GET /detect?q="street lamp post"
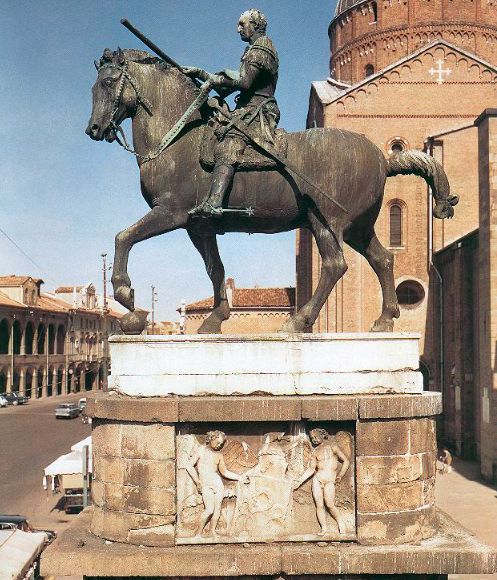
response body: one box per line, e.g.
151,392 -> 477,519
101,253 -> 110,392
151,285 -> 158,334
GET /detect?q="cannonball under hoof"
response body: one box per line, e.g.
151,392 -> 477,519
119,310 -> 148,335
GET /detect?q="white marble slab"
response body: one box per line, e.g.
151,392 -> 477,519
109,333 -> 424,397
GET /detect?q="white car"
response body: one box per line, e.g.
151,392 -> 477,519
0,396 -> 7,408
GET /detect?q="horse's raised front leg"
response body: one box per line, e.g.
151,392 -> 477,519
112,206 -> 181,311
187,230 -> 230,334
281,213 -> 347,333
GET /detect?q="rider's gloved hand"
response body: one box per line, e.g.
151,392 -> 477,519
208,73 -> 227,87
181,66 -> 200,76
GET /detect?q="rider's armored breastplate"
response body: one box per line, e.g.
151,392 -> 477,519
239,36 -> 279,106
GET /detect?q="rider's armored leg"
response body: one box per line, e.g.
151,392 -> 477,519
188,163 -> 235,218
189,135 -> 244,218
204,164 -> 235,216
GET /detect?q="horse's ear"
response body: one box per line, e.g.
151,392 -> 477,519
116,47 -> 125,65
94,59 -> 100,71
102,48 -> 113,62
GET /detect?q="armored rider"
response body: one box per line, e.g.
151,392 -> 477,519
182,9 -> 279,217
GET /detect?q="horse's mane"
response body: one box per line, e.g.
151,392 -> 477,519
122,49 -> 200,99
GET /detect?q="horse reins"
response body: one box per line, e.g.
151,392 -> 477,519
99,60 -> 212,164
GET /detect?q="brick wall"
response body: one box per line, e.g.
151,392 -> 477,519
476,111 -> 497,481
329,0 -> 497,84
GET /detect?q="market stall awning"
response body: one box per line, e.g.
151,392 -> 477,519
0,528 -> 47,580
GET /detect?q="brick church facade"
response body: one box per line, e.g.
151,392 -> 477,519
296,0 -> 497,477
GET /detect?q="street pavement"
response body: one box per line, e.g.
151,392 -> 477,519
0,392 -> 90,534
436,457 -> 497,580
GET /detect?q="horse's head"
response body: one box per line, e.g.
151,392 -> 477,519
86,48 -> 150,142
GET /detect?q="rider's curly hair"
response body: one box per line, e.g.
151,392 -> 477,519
241,9 -> 268,33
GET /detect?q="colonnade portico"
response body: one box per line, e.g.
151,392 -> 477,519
0,278 -> 121,399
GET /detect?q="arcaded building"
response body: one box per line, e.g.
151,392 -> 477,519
297,1 -> 497,476
0,277 -> 121,398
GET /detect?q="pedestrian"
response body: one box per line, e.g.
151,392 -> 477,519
439,447 -> 453,474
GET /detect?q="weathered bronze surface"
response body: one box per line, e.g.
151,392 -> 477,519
86,11 -> 458,335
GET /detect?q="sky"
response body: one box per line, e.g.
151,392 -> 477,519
1,1 -> 338,321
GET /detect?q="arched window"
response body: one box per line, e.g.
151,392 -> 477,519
25,322 -> 34,355
0,320 -> 9,355
389,204 -> 403,247
56,326 -> 65,355
37,324 -> 46,354
371,1 -> 378,23
12,321 -> 21,355
48,324 -> 56,355
365,63 -> 374,77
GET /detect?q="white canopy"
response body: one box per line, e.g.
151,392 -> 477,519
43,438 -> 92,491
44,451 -> 86,478
70,435 -> 92,452
0,528 -> 47,580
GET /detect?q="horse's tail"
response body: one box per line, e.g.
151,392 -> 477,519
386,150 -> 459,219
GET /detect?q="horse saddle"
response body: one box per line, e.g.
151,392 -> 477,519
199,121 -> 288,172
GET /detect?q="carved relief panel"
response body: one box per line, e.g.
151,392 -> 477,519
176,422 -> 355,544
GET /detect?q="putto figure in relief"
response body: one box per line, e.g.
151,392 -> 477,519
185,430 -> 249,537
293,428 -> 350,535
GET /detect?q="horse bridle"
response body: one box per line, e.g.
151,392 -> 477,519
98,61 -> 152,147
97,58 -> 212,164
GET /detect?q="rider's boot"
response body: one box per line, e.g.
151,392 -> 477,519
189,164 -> 235,218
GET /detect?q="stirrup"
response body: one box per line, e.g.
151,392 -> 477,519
188,202 -> 223,218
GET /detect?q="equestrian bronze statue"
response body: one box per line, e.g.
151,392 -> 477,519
86,13 -> 458,335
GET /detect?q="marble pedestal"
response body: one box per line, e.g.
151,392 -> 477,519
40,333 -> 496,578
109,332 -> 423,396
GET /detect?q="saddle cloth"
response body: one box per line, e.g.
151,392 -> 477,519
199,123 -> 288,171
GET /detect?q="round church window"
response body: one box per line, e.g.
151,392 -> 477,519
387,137 -> 408,156
396,280 -> 425,307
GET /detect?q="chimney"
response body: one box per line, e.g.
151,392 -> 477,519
226,277 -> 235,308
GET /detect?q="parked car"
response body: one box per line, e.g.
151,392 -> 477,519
0,515 -> 56,542
2,392 -> 28,405
78,397 -> 87,411
0,395 -> 7,408
0,515 -> 56,580
55,403 -> 80,419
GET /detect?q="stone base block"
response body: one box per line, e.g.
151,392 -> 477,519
109,333 -> 423,396
90,506 -> 174,546
88,393 -> 442,547
41,508 -> 496,577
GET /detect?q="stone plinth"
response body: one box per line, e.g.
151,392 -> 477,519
109,332 -> 423,396
40,334 -> 497,578
86,392 -> 441,547
41,508 -> 496,578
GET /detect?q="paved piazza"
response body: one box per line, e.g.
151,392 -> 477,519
0,392 -> 90,534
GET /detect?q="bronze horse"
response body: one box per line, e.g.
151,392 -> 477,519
86,49 -> 458,333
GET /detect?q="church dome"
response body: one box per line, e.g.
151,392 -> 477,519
329,0 -> 497,84
334,0 -> 365,19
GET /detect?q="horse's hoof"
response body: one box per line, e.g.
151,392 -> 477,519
111,274 -> 131,290
119,310 -> 148,335
371,319 -> 394,332
114,286 -> 135,311
197,317 -> 223,334
279,318 -> 307,333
